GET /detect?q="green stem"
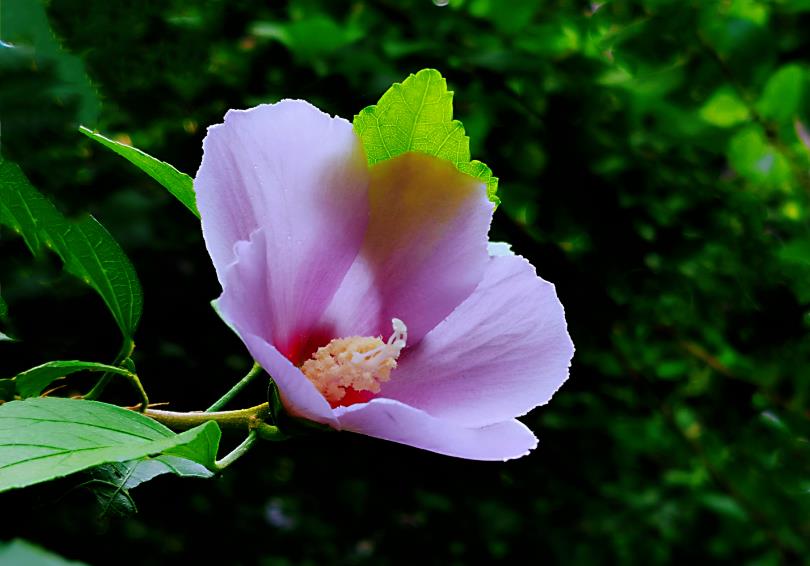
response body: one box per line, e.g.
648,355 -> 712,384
84,338 -> 135,401
213,431 -> 258,471
206,362 -> 263,412
146,402 -> 270,429
124,371 -> 149,412
143,402 -> 287,441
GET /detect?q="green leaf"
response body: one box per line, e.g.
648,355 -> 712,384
0,397 -> 221,492
251,16 -> 363,62
0,158 -> 65,258
699,87 -> 750,127
0,157 -> 143,339
0,539 -> 87,566
756,64 -> 807,125
60,216 -> 143,338
79,126 -> 199,217
1,0 -> 99,126
353,69 -> 499,205
7,360 -> 137,399
84,455 -> 213,517
728,125 -> 793,189
114,454 -> 214,487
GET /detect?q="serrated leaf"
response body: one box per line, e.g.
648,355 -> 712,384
60,216 -> 143,337
79,126 -> 199,217
84,455 -> 213,517
7,360 -> 137,398
0,158 -> 66,258
353,69 -> 499,204
0,539 -> 87,566
0,397 -> 221,492
0,157 -> 143,339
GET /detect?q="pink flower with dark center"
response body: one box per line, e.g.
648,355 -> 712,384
196,100 -> 574,460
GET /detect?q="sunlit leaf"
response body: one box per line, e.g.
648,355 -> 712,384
0,397 -> 221,492
353,69 -> 499,204
79,126 -> 199,217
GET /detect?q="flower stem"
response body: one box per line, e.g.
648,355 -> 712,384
213,431 -> 258,471
143,402 -> 288,440
206,362 -> 263,412
146,402 -> 269,429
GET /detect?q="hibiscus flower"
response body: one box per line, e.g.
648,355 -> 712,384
195,100 -> 574,460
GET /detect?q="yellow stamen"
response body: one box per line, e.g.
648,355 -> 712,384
301,319 -> 407,405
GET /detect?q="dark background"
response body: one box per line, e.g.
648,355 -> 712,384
1,0 -> 809,564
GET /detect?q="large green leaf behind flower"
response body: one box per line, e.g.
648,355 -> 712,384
353,69 -> 499,205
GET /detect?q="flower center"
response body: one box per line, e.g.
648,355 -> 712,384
300,319 -> 407,407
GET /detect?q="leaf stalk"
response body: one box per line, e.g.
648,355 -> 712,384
206,362 -> 263,412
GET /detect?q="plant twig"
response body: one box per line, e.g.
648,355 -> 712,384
84,338 -> 135,401
213,431 -> 258,471
206,362 -> 263,412
142,402 -> 286,440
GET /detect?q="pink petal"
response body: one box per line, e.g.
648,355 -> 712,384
334,398 -> 537,461
215,231 -> 337,425
215,231 -> 273,339
196,100 -> 369,352
383,254 -> 574,427
323,152 -> 493,343
241,332 -> 337,426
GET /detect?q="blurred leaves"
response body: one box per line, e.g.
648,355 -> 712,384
756,64 -> 808,125
2,0 -> 810,564
699,87 -> 750,127
0,0 -> 97,124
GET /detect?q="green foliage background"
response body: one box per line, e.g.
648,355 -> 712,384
1,0 -> 809,564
